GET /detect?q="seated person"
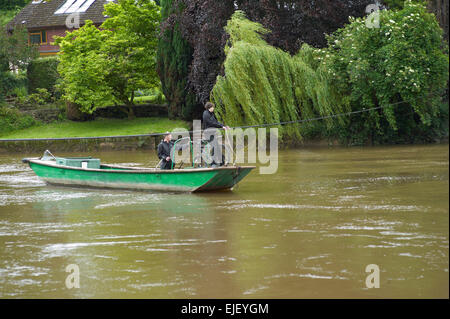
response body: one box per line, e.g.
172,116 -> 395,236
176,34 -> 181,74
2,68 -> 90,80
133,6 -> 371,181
157,132 -> 174,170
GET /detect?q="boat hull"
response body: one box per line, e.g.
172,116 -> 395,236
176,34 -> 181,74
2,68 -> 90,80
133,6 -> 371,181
26,159 -> 255,193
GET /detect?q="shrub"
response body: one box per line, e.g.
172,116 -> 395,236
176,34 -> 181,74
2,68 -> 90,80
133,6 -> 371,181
0,72 -> 16,101
27,88 -> 53,105
27,56 -> 60,95
0,71 -> 27,102
0,106 -> 38,135
323,0 -> 449,144
11,85 -> 28,99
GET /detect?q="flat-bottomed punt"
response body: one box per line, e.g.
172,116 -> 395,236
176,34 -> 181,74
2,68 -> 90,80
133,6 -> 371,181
22,153 -> 255,193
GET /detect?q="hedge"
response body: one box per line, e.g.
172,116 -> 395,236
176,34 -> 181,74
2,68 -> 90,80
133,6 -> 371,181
27,56 -> 60,95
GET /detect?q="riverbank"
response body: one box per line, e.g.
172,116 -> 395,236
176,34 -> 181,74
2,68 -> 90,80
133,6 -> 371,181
1,133 -> 447,154
0,116 -> 190,153
1,108 -> 448,153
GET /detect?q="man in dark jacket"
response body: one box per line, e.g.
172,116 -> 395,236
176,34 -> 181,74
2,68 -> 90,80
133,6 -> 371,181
202,102 -> 230,166
202,102 -> 229,131
157,132 -> 174,170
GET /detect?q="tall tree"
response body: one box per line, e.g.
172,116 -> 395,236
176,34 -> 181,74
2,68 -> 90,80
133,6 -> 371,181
178,0 -> 235,110
0,0 -> 30,11
161,0 -> 374,118
213,3 -> 449,144
0,25 -> 38,101
55,0 -> 161,118
0,25 -> 38,71
212,11 -> 347,140
235,0 -> 374,53
157,0 -> 199,120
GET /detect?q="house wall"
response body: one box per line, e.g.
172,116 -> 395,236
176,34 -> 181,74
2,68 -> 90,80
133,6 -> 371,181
31,24 -> 102,56
32,27 -> 69,56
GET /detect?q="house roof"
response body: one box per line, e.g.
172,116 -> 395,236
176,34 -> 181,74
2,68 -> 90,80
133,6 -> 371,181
6,0 -> 115,31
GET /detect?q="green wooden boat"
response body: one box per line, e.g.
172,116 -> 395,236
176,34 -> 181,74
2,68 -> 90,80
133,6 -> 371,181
22,149 -> 255,193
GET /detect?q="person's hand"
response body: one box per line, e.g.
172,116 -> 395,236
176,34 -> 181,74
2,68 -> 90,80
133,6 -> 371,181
166,157 -> 171,161
224,126 -> 230,130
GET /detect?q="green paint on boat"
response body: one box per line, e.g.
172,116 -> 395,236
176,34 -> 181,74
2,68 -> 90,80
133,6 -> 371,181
23,157 -> 255,193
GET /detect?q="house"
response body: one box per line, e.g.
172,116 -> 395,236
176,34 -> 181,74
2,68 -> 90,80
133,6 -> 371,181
6,0 -> 115,56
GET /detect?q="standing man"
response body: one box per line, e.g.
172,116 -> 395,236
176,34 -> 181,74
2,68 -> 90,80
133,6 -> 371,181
157,132 -> 174,170
202,102 -> 230,131
202,102 -> 230,166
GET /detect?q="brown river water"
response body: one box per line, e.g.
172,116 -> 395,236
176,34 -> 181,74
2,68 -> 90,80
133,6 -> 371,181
0,144 -> 448,298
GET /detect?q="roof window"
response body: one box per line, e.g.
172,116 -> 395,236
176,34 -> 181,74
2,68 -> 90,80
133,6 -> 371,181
54,0 -> 96,14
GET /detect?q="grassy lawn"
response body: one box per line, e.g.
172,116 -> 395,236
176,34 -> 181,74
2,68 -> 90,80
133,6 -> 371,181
134,95 -> 166,104
0,117 -> 189,139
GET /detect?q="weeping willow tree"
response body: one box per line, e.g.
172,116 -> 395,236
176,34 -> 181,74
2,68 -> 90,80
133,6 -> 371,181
211,11 -> 348,139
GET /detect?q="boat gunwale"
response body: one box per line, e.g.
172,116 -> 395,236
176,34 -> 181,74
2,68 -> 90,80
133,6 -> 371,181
25,158 -> 256,174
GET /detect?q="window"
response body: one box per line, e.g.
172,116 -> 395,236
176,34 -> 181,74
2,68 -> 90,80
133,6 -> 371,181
29,31 -> 47,45
54,0 -> 96,14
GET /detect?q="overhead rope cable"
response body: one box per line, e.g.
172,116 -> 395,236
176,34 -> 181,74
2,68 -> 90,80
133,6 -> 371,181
235,101 -> 407,130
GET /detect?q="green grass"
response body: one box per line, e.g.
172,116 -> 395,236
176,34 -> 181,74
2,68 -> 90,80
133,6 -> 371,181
135,96 -> 154,103
0,117 -> 189,139
134,95 -> 166,104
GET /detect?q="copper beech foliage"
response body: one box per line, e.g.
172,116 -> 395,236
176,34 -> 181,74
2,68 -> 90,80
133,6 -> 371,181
160,0 -> 373,116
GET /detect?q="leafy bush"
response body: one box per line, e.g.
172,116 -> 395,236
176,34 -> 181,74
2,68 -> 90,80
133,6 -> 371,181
26,88 -> 53,105
323,0 -> 449,144
0,26 -> 38,71
382,0 -> 423,10
0,71 -> 27,102
0,106 -> 38,135
27,56 -> 60,95
11,85 -> 28,99
0,72 -> 17,101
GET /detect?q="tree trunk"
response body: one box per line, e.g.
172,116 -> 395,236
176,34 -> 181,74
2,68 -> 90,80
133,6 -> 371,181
127,104 -> 135,119
428,0 -> 449,42
127,92 -> 135,119
66,101 -> 92,121
118,104 -> 135,119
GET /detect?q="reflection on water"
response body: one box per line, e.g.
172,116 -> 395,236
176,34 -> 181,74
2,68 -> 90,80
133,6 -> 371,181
0,145 -> 448,298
